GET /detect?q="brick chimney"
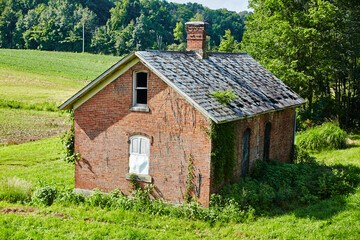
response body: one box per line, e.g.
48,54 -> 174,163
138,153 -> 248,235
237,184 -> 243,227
185,21 -> 209,59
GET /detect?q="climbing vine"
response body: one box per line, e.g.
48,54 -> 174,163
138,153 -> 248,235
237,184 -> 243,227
60,110 -> 79,164
184,155 -> 195,203
210,121 -> 235,185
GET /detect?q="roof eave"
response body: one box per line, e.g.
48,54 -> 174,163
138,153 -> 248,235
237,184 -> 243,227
216,102 -> 306,124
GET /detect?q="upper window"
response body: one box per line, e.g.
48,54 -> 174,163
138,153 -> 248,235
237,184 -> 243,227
263,122 -> 271,161
129,135 -> 150,175
133,71 -> 148,107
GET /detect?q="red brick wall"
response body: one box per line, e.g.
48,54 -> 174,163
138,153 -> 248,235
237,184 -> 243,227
232,108 -> 296,181
74,62 -> 212,205
210,108 -> 296,193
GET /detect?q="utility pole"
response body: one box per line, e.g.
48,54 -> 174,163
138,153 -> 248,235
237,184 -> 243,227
82,22 -> 85,54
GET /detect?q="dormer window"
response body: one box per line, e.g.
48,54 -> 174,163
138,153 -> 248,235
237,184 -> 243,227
133,71 -> 148,107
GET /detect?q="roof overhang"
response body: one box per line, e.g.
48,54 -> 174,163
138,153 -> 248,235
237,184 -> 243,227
59,52 -> 138,110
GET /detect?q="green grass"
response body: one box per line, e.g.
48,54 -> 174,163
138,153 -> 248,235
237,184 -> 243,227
0,49 -> 119,145
0,137 -> 73,187
0,49 -> 120,81
0,136 -> 359,239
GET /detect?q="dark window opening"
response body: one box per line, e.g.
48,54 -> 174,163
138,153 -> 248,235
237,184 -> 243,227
134,72 -> 148,105
137,72 -> 147,88
136,89 -> 147,104
241,128 -> 251,177
263,122 -> 271,161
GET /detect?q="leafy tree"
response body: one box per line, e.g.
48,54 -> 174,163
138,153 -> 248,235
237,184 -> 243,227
242,0 -> 360,128
109,0 -> 140,31
218,29 -> 240,53
190,12 -> 203,21
173,21 -> 184,43
131,14 -> 153,51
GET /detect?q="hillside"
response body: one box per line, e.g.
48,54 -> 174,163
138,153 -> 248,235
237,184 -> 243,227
0,49 -> 119,145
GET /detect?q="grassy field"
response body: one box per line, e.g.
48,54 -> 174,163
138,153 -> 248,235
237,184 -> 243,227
0,136 -> 359,239
0,137 -> 73,186
0,49 -> 120,81
0,49 -> 120,145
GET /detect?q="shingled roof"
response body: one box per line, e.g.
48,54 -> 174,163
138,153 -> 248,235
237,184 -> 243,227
59,50 -> 305,123
136,51 -> 305,123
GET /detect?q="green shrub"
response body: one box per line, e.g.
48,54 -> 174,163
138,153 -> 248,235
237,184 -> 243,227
218,160 -> 359,213
0,177 -> 32,203
296,122 -> 348,150
87,188 -> 111,208
56,188 -> 85,206
32,183 -> 58,206
292,145 -> 316,164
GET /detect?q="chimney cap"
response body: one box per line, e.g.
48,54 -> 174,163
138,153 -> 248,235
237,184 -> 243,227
185,21 -> 209,26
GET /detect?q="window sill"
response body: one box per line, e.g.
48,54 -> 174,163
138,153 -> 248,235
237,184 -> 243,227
129,106 -> 150,112
125,173 -> 152,183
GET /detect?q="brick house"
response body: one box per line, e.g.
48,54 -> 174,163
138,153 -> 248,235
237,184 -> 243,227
59,22 -> 305,206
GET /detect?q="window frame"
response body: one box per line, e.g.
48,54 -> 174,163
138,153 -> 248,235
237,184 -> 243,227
132,70 -> 148,108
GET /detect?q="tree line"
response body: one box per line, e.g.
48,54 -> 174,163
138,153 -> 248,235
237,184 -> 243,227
0,0 -> 249,54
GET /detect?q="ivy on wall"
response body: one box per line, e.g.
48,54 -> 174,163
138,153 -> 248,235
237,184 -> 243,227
210,121 -> 235,185
184,155 -> 195,203
60,110 -> 78,164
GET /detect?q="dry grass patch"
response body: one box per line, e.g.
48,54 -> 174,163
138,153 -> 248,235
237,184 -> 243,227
0,108 -> 69,145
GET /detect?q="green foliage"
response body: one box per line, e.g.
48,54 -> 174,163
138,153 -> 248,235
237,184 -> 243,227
292,145 -> 316,164
218,29 -> 241,53
32,182 -> 58,206
209,89 -> 237,106
296,122 -> 348,150
189,12 -> 203,21
220,159 -> 360,212
242,0 -> 360,129
0,98 -> 57,112
60,110 -> 77,164
173,22 -> 184,43
210,121 -> 235,185
56,188 -> 85,206
128,173 -> 138,192
0,177 -> 32,203
167,42 -> 186,51
0,0 -> 248,55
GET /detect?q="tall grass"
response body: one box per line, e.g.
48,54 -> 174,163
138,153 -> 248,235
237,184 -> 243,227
296,122 -> 348,150
0,177 -> 32,203
0,98 -> 58,112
